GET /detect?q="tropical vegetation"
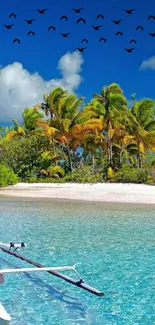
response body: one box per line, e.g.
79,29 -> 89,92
0,84 -> 155,186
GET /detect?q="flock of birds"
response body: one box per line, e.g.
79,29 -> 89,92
2,8 -> 155,53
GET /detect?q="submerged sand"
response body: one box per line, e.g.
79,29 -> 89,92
0,183 -> 154,205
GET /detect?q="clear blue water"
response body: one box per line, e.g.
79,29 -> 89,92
0,197 -> 155,325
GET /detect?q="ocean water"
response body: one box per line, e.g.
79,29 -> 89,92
0,197 -> 155,325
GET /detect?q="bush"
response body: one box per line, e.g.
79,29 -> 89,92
0,164 -> 18,187
47,165 -> 65,178
64,166 -> 103,183
146,175 -> 155,185
110,166 -> 148,184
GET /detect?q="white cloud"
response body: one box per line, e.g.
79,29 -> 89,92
140,56 -> 155,70
0,51 -> 84,123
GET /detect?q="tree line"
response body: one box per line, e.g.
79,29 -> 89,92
0,83 -> 155,185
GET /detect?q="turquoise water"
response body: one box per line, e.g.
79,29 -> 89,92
0,197 -> 155,325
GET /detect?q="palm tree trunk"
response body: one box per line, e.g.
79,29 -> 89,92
120,143 -> 124,166
107,138 -> 113,166
92,154 -> 95,168
66,142 -> 72,172
137,142 -> 143,168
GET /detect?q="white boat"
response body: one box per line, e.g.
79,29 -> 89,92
0,303 -> 11,325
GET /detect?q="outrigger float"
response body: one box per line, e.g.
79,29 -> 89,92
0,242 -> 104,324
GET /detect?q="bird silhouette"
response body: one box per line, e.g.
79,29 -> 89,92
148,32 -> 155,37
81,38 -> 88,43
60,32 -> 70,37
36,9 -> 48,14
76,47 -> 87,52
136,26 -> 143,31
60,16 -> 68,21
27,31 -> 35,36
72,8 -> 84,13
96,14 -> 104,19
148,15 -> 155,20
77,18 -> 86,24
91,25 -> 102,30
25,19 -> 36,24
115,31 -> 123,36
112,20 -> 123,24
3,24 -> 14,29
48,25 -> 56,31
130,39 -> 136,44
13,38 -> 20,44
9,13 -> 16,19
124,48 -> 135,53
123,9 -> 135,14
99,37 -> 106,42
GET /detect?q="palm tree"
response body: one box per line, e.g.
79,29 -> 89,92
22,107 -> 44,132
129,98 -> 155,167
37,90 -> 86,171
84,83 -> 128,166
37,87 -> 68,119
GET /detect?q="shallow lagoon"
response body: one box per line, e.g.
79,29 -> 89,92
0,197 -> 155,325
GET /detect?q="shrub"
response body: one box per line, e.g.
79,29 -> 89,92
107,167 -> 114,179
46,165 -> 65,178
0,164 -> 18,187
146,175 -> 155,185
64,166 -> 103,183
110,166 -> 148,184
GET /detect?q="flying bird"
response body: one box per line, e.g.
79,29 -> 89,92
13,38 -> 20,44
36,9 -> 48,14
48,25 -> 56,31
25,19 -> 36,24
136,26 -> 143,31
124,48 -> 135,53
99,37 -> 106,42
123,9 -> 135,14
72,8 -> 84,13
76,47 -> 87,52
148,15 -> 155,20
148,32 -> 155,37
77,18 -> 86,24
3,24 -> 14,29
27,31 -> 35,36
81,38 -> 88,43
130,39 -> 136,44
60,32 -> 70,37
115,31 -> 123,36
60,16 -> 68,21
112,20 -> 123,24
9,13 -> 16,19
96,14 -> 104,19
91,25 -> 102,30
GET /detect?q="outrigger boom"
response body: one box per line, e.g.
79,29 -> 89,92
0,242 -> 104,325
0,243 -> 104,297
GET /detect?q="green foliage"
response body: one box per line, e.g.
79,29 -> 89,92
107,167 -> 114,179
22,107 -> 44,131
0,85 -> 155,185
0,164 -> 18,187
110,165 -> 148,183
46,165 -> 65,177
0,133 -> 52,179
64,166 -> 103,183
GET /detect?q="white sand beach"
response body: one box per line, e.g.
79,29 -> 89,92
0,182 -> 154,204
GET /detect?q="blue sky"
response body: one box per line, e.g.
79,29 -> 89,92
0,0 -> 155,123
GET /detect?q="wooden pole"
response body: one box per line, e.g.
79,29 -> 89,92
0,247 -> 104,297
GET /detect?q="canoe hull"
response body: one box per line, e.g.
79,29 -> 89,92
0,303 -> 11,325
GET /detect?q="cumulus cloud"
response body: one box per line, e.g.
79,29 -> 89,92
0,51 -> 84,123
140,56 -> 155,70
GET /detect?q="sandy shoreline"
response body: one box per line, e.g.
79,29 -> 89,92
0,182 -> 154,205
